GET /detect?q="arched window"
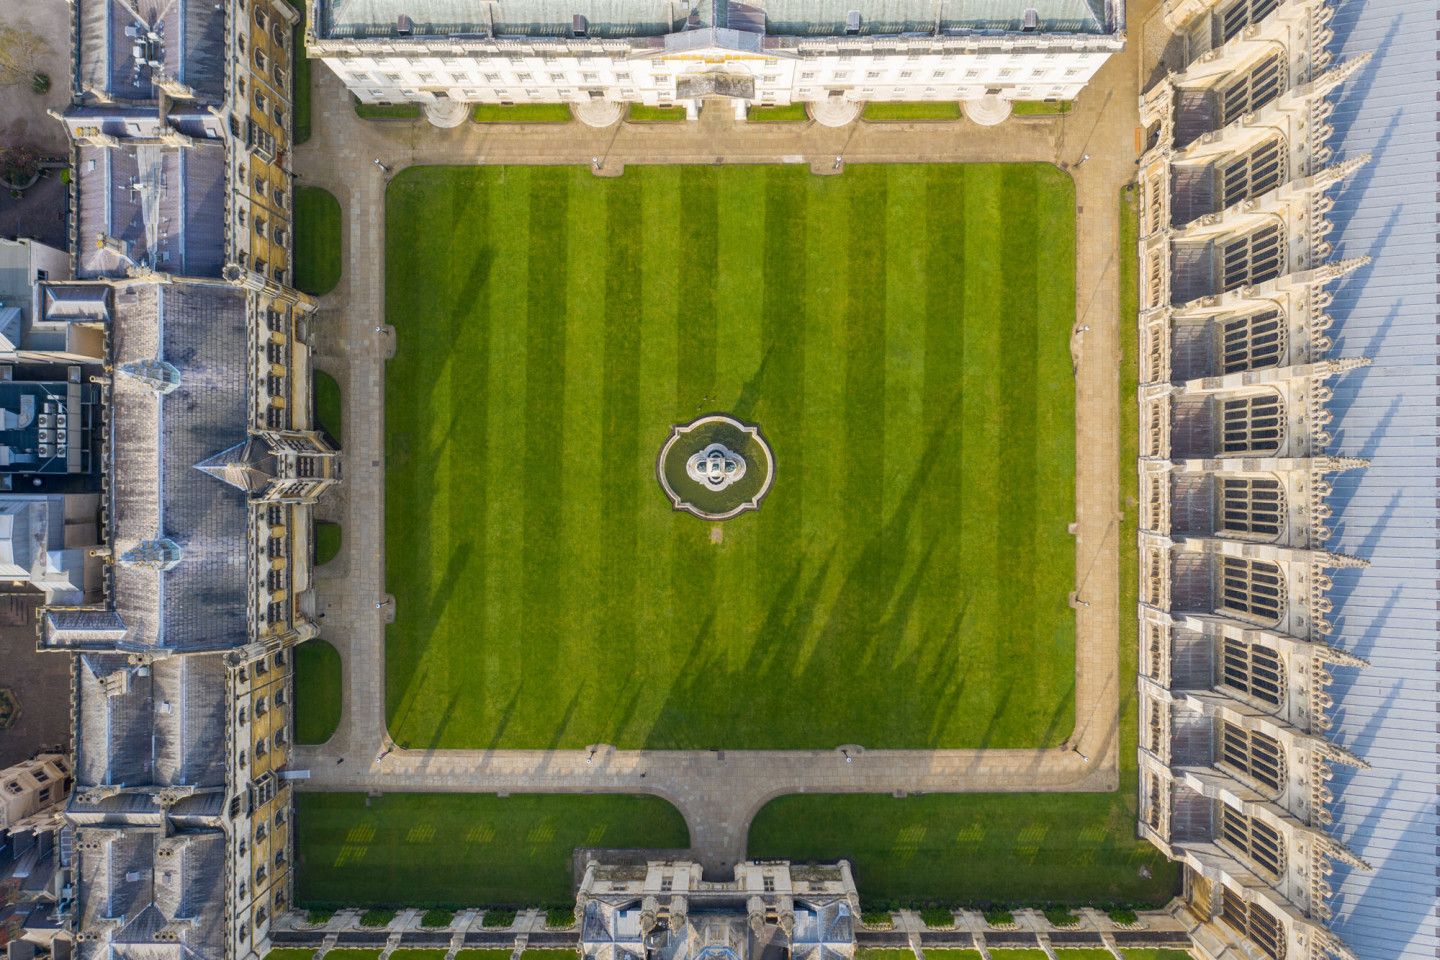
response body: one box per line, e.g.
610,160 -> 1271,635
1220,311 -> 1284,373
1220,885 -> 1285,959
1218,55 -> 1283,125
1219,721 -> 1284,793
1218,0 -> 1281,41
1220,637 -> 1284,706
1221,225 -> 1283,291
1219,138 -> 1284,207
1219,806 -> 1284,878
1221,394 -> 1283,455
1219,556 -> 1285,623
1219,476 -> 1283,538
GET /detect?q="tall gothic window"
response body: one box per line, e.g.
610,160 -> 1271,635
1221,885 -> 1285,959
1219,806 -> 1284,878
1219,139 -> 1284,207
1221,224 -> 1283,291
1221,393 -> 1283,455
1220,636 -> 1284,705
1219,476 -> 1283,538
1221,310 -> 1284,373
1219,55 -> 1283,125
1218,0 -> 1281,42
1219,556 -> 1284,622
1219,721 -> 1284,792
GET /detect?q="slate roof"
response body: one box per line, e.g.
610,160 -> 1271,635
319,0 -> 1111,38
77,0 -> 226,103
1318,0 -> 1440,957
72,826 -> 226,960
92,283 -> 250,652
73,653 -> 227,791
74,143 -> 228,281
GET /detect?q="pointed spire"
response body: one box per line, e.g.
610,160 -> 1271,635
1301,54 -> 1373,102
1323,356 -> 1371,376
1320,455 -> 1369,473
1305,153 -> 1372,194
1311,738 -> 1369,770
195,437 -> 279,494
1321,550 -> 1368,569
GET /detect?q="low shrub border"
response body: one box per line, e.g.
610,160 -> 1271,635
421,909 -> 453,928
483,909 -> 517,928
546,907 -> 576,928
860,911 -> 893,928
306,909 -> 334,926
919,907 -> 955,928
1044,908 -> 1080,927
359,909 -> 396,927
1109,908 -> 1139,925
983,908 -> 1014,927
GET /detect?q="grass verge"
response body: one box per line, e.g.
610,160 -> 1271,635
294,186 -> 341,296
748,104 -> 808,122
473,103 -> 572,122
1013,101 -> 1073,116
864,102 -> 961,121
384,163 -> 1078,751
296,793 -> 688,907
314,369 -> 342,445
355,98 -> 422,119
627,105 -> 687,122
315,522 -> 342,566
285,0 -> 311,143
294,639 -> 342,745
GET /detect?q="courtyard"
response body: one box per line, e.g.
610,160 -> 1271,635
382,162 -> 1079,752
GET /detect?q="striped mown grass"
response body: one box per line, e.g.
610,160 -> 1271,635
383,164 -> 1076,752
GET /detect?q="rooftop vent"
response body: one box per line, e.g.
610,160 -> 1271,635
395,13 -> 413,35
573,14 -> 587,36
845,10 -> 861,33
1022,8 -> 1038,30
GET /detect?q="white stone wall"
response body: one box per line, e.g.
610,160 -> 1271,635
317,43 -> 1115,107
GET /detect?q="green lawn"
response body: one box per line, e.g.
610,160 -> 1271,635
864,102 -> 962,121
265,952 -> 381,960
1012,101 -> 1073,116
316,521 -> 342,566
295,639 -> 342,745
285,0 -> 311,143
296,793 -> 688,907
383,164 -> 1076,752
473,104 -> 572,122
627,105 -> 687,122
355,99 -> 422,119
314,369 -> 342,445
294,186 -> 341,296
748,104 -> 809,122
742,185 -> 1176,910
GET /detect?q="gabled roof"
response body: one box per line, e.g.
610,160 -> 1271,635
194,436 -> 278,495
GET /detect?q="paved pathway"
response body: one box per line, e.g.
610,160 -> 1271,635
291,4 -> 1150,876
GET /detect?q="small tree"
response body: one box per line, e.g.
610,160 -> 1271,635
0,22 -> 55,88
0,146 -> 40,187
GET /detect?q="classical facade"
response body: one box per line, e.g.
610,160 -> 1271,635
304,0 -> 1125,128
34,1 -> 339,959
578,859 -> 858,960
1135,0 -> 1435,958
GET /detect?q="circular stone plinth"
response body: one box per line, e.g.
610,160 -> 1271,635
575,100 -> 623,128
424,100 -> 469,128
657,415 -> 775,521
962,95 -> 1013,126
808,98 -> 862,127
